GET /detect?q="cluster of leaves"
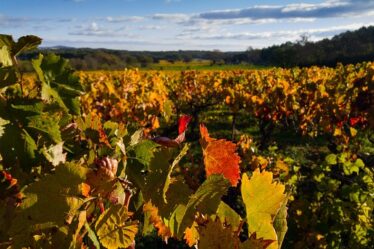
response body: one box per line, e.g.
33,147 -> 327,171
1,34 -> 289,249
279,132 -> 374,249
79,70 -> 171,134
3,33 -> 373,249
235,125 -> 374,249
76,63 -> 373,146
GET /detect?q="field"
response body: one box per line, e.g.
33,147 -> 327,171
1,36 -> 374,249
144,59 -> 266,71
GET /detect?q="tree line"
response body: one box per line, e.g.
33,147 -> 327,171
19,26 -> 374,70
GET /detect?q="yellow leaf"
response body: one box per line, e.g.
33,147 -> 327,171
275,160 -> 289,176
241,169 -> 286,248
95,204 -> 138,249
251,156 -> 268,170
333,128 -> 342,136
350,127 -> 357,137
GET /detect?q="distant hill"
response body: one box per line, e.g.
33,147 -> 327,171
240,25 -> 374,67
20,26 -> 374,70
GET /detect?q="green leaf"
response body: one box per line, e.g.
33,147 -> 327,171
216,201 -> 242,230
139,146 -> 193,220
21,128 -> 38,161
343,161 -> 359,175
84,223 -> 101,249
325,154 -> 337,165
162,143 -> 190,203
0,117 -> 9,138
0,34 -> 15,50
129,129 -> 144,146
40,142 -> 67,167
9,163 -> 88,247
12,35 -> 41,56
0,45 -> 13,67
0,126 -> 38,169
0,67 -> 18,87
354,158 -> 365,169
273,199 -> 288,248
162,100 -> 174,122
95,204 -> 138,249
133,140 -> 159,166
178,175 -> 230,237
26,112 -> 62,143
32,53 -> 83,115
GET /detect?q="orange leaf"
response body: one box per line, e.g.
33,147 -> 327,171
199,124 -> 241,187
143,201 -> 171,241
184,223 -> 199,247
81,183 -> 91,197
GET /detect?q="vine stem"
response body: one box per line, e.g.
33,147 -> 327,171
234,220 -> 244,237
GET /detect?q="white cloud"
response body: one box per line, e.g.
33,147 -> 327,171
199,0 -> 374,20
182,23 -> 374,42
152,13 -> 190,22
138,25 -> 164,30
69,22 -> 135,37
106,16 -> 144,23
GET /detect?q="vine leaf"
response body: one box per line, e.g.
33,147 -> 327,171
85,223 -> 101,249
40,142 -> 66,167
0,67 -> 18,87
178,174 -> 230,237
0,127 -> 38,170
32,53 -> 84,115
241,170 -> 286,248
197,218 -> 239,249
162,143 -> 190,204
178,115 -> 192,134
9,163 -> 88,247
273,199 -> 288,248
184,222 -> 199,247
95,204 -> 138,249
0,117 -> 10,138
133,140 -> 159,167
12,35 -> 41,56
143,201 -> 172,241
152,115 -> 191,147
0,45 -> 12,67
240,233 -> 275,249
200,124 -> 241,186
216,201 -> 242,230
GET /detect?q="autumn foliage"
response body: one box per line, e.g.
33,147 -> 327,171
1,34 -> 373,249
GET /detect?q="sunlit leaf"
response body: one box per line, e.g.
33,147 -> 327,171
95,204 -> 138,249
241,170 -> 286,247
200,124 -> 241,186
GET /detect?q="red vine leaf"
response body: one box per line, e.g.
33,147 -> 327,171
152,115 -> 191,147
178,115 -> 192,134
199,124 -> 241,187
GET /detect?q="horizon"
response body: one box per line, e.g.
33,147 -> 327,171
1,0 -> 374,51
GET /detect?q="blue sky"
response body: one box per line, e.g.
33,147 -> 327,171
1,0 -> 374,51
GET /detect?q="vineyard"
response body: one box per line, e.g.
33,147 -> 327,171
1,35 -> 373,249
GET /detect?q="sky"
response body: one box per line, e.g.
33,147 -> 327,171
1,0 -> 374,51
